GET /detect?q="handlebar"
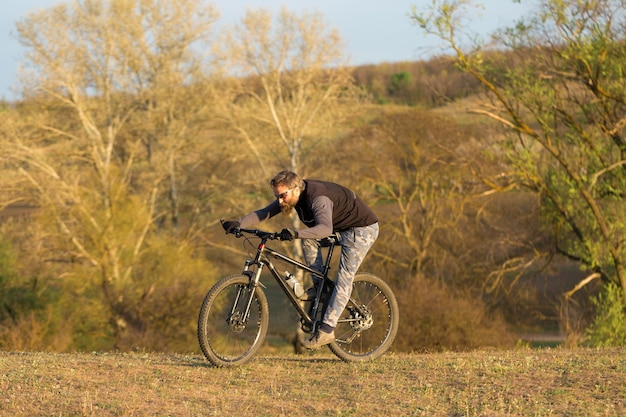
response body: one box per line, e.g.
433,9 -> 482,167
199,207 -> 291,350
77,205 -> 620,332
226,226 -> 340,246
230,227 -> 281,241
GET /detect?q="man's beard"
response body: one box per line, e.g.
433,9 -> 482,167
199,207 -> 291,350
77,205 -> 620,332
280,201 -> 295,215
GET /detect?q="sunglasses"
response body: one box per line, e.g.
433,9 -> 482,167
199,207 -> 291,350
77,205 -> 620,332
275,188 -> 295,200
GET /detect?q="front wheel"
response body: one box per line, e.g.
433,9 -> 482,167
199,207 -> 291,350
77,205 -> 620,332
328,272 -> 399,362
197,274 -> 269,367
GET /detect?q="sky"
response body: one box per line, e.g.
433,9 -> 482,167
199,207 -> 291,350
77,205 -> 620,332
0,0 -> 536,101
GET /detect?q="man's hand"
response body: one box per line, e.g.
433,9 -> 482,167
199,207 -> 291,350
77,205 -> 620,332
222,220 -> 240,234
278,228 -> 298,241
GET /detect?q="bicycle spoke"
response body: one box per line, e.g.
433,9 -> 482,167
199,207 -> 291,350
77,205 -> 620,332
329,273 -> 398,362
198,275 -> 269,367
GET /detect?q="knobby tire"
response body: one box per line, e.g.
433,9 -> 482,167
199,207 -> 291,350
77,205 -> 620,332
197,274 -> 269,367
328,272 -> 399,362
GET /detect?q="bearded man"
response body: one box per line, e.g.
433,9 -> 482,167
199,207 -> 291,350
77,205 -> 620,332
222,170 -> 379,349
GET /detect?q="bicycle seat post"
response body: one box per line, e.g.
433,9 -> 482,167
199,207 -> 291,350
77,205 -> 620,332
319,234 -> 339,280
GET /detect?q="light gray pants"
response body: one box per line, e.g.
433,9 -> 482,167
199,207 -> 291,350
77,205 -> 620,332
301,223 -> 379,328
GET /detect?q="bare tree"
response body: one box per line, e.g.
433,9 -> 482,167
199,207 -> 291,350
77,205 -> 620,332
7,0 -> 220,346
214,7 -> 357,175
359,110 -> 467,280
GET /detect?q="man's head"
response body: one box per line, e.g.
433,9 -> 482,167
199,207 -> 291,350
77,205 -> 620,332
270,170 -> 304,215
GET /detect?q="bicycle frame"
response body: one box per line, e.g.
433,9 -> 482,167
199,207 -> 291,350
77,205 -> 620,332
238,229 -> 337,332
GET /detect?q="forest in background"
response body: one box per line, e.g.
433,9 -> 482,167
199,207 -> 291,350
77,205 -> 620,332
1,0 -> 625,353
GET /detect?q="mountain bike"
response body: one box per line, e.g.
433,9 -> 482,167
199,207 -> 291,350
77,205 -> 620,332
197,226 -> 399,367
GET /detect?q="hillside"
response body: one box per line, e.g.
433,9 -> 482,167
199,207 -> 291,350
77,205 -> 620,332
0,100 -> 583,353
1,348 -> 624,416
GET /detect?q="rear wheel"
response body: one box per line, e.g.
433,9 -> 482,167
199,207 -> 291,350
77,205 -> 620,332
197,274 -> 269,367
328,272 -> 399,362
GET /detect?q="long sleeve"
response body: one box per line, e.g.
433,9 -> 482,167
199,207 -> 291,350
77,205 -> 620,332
295,196 -> 333,239
238,200 -> 281,228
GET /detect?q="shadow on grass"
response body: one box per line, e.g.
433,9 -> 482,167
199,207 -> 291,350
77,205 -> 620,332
156,352 -> 339,369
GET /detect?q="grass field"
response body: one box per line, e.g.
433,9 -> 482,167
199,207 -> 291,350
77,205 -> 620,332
1,347 -> 624,416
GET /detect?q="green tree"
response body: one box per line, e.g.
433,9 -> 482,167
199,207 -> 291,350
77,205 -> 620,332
413,0 -> 626,341
585,283 -> 626,347
388,71 -> 413,101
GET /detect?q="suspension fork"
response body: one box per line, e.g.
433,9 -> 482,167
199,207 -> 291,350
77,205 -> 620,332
229,250 -> 266,325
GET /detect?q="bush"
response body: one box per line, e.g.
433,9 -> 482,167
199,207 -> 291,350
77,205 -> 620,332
393,277 -> 517,352
584,282 -> 626,347
0,237 -> 71,351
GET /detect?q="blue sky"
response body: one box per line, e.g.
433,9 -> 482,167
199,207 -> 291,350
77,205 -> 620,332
0,0 -> 535,100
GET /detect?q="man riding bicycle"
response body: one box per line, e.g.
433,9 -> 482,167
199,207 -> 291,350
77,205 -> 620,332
222,170 -> 379,349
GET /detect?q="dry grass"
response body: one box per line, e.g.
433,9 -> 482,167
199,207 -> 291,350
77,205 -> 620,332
1,347 -> 625,416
